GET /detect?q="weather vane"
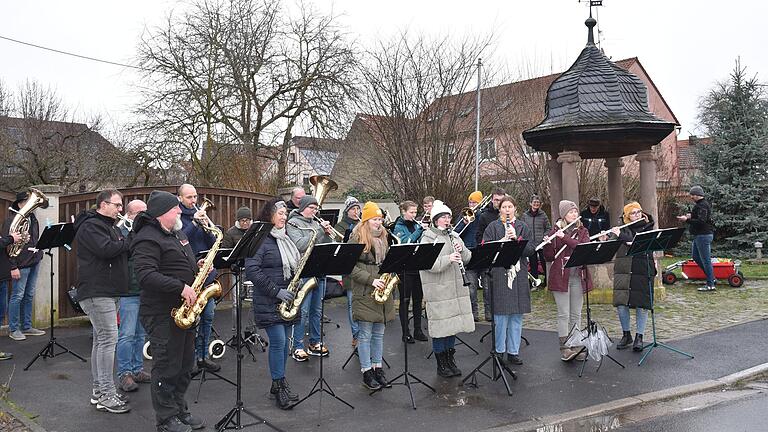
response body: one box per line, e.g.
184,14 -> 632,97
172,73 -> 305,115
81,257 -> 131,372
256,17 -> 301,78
579,0 -> 604,50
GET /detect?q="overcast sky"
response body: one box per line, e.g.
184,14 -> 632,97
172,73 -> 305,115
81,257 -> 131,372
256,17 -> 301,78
1,0 -> 766,139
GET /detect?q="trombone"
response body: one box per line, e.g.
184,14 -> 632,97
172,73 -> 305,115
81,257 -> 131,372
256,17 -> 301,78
457,194 -> 492,235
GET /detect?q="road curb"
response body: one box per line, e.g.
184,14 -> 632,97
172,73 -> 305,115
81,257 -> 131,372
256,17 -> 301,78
0,398 -> 47,432
480,361 -> 768,432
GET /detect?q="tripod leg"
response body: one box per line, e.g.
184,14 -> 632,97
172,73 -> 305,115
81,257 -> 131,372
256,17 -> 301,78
521,335 -> 530,346
455,335 -> 479,355
53,340 -> 88,362
341,347 -> 357,370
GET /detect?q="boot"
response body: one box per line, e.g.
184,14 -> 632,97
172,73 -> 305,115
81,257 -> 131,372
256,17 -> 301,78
559,336 -> 578,362
362,369 -> 381,390
445,348 -> 462,377
632,334 -> 644,352
373,367 -> 391,388
616,331 -> 633,350
413,328 -> 428,342
280,378 -> 299,401
435,352 -> 452,378
273,380 -> 292,410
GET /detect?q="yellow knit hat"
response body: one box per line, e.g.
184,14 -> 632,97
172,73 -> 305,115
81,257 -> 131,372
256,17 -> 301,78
360,201 -> 382,223
468,191 -> 483,203
622,201 -> 642,224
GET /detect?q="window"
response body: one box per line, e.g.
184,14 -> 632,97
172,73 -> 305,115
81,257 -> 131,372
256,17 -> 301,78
302,175 -> 310,186
288,152 -> 296,163
480,138 -> 496,160
426,109 -> 448,123
456,106 -> 473,118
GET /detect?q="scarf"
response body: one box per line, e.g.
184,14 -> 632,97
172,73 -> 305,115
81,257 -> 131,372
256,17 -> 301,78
370,226 -> 387,264
271,227 -> 300,280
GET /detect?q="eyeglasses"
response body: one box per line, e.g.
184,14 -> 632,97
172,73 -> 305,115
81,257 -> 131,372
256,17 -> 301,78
630,210 -> 643,215
105,202 -> 123,209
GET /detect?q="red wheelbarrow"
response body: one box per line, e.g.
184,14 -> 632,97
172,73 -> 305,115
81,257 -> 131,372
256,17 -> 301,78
662,258 -> 745,287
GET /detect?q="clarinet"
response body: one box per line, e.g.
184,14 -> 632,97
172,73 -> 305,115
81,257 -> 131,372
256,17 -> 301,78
504,216 -> 521,275
446,224 -> 471,286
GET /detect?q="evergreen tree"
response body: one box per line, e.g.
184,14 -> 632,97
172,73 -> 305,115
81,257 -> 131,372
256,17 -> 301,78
693,59 -> 768,256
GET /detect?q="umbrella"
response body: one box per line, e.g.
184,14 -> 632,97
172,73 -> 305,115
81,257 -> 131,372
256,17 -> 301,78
565,322 -> 614,362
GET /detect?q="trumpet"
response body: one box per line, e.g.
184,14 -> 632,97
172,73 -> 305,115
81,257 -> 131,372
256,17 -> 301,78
193,198 -> 216,229
116,214 -> 133,231
535,216 -> 581,251
313,214 -> 344,242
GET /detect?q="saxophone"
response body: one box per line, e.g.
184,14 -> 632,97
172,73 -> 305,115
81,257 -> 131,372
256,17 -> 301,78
372,228 -> 399,304
172,220 -> 223,329
7,187 -> 49,258
278,225 -> 318,321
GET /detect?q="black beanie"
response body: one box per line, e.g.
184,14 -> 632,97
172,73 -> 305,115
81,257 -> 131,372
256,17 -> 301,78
146,190 -> 179,218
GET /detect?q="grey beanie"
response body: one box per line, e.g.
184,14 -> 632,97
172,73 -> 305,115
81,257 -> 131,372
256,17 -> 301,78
343,196 -> 361,215
147,190 -> 179,218
558,200 -> 578,219
235,206 -> 252,220
689,185 -> 705,196
298,195 -> 319,213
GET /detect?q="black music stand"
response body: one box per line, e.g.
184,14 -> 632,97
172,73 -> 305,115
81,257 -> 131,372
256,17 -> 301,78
289,243 -> 364,411
628,228 -> 693,366
564,240 -> 626,377
215,222 -> 279,432
461,239 -> 526,396
24,223 -> 87,370
369,242 -> 442,409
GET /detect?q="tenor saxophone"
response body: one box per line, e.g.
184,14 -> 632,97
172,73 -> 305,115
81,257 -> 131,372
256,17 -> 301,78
372,228 -> 399,304
172,219 -> 223,329
278,225 -> 318,321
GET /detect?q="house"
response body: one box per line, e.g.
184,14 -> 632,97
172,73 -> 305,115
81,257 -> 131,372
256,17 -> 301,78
676,135 -> 711,186
286,136 -> 340,187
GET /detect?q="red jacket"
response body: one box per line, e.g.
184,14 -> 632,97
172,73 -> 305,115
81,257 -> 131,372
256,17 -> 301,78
543,225 -> 593,293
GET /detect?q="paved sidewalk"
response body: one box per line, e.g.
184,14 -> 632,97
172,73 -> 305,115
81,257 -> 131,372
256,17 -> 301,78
0,299 -> 766,432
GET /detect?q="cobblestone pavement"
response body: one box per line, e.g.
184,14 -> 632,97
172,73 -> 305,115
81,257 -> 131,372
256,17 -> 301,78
479,279 -> 768,341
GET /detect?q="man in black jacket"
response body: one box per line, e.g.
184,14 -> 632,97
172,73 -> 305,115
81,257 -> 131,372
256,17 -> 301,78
133,190 -> 205,432
73,189 -> 131,414
580,197 -> 611,238
677,185 -> 716,292
473,188 -> 505,321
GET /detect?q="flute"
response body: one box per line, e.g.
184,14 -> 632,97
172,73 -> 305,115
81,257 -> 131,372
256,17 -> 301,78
587,218 -> 645,241
535,216 -> 581,251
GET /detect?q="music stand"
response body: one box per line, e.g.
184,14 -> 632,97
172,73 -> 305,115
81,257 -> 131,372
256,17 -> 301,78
215,222 -> 278,432
368,242 -> 442,409
564,240 -> 626,377
24,223 -> 87,370
627,228 -> 693,366
461,239 -> 526,396
289,242 -> 364,411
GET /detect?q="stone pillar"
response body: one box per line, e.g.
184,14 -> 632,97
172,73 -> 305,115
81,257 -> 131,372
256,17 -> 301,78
636,149 -> 659,224
30,184 -> 63,328
605,157 -> 625,225
557,151 -> 581,205
547,155 -> 562,222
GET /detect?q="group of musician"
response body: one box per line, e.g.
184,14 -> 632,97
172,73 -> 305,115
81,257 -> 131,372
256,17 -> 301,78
0,182 -> 671,432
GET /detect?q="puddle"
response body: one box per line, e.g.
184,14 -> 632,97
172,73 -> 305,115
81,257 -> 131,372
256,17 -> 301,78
529,414 -> 629,432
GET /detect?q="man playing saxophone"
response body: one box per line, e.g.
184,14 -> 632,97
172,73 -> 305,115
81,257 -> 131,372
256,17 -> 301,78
132,191 -> 207,432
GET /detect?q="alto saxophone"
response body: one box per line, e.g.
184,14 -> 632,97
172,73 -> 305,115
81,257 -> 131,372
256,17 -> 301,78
372,228 -> 399,304
279,225 -> 318,321
172,219 -> 223,329
7,187 -> 49,258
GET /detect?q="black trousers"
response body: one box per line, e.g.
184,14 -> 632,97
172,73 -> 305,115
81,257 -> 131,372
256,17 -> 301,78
399,272 -> 423,335
141,314 -> 196,425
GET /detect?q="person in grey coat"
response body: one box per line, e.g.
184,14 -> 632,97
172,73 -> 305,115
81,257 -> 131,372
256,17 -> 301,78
520,194 -> 550,287
419,200 -> 474,378
482,196 -> 535,366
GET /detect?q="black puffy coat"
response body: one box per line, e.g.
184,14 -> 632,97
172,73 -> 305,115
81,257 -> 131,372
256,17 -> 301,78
612,213 -> 656,309
244,234 -> 300,328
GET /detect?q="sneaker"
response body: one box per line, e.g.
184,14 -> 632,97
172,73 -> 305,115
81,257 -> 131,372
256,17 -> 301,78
292,349 -> 309,362
697,285 -> 716,292
307,343 -> 329,357
373,368 -> 391,388
0,351 -> 12,361
21,327 -> 46,336
9,330 -> 26,341
158,417 -> 192,432
96,394 -> 131,413
91,391 -> 129,405
119,374 -> 138,392
351,338 -> 358,348
134,370 -> 152,383
177,412 -> 205,430
362,369 -> 381,390
507,354 -> 523,365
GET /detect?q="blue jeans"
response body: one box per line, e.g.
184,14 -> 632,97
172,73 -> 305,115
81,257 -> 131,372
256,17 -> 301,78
116,296 -> 146,378
346,289 -> 359,340
264,324 -> 291,380
292,277 -> 326,350
8,264 -> 40,332
692,234 -> 715,286
494,314 -> 523,355
357,321 -> 384,371
432,336 -> 456,354
194,298 -> 216,360
617,305 -> 648,334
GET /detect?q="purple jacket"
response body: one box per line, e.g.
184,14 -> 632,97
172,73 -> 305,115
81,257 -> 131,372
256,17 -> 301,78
543,224 -> 593,293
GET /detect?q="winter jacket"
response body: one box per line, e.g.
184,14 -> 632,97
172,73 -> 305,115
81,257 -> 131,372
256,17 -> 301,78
179,204 -> 217,284
612,214 -> 656,309
419,227 -> 474,338
543,222 -> 593,293
392,216 -> 424,244
244,234 -> 300,328
520,209 -> 551,245
0,211 -> 44,281
73,210 -> 130,300
482,219 -> 535,315
687,198 -> 714,236
348,231 -> 395,323
454,215 -> 479,249
222,224 -> 247,249
580,206 -> 610,238
131,212 -> 198,317
474,206 -> 500,246
334,216 -> 357,243
286,210 -> 332,253
118,224 -> 140,297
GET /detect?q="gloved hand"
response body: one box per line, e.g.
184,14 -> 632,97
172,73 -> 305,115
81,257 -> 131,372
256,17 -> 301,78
276,289 -> 295,302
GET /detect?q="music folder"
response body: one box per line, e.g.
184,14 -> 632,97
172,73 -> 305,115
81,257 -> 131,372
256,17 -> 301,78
36,222 -> 75,251
466,239 -> 528,272
300,243 -> 365,278
626,227 -> 685,257
379,243 -> 443,275
226,221 -> 273,265
564,240 -> 621,268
